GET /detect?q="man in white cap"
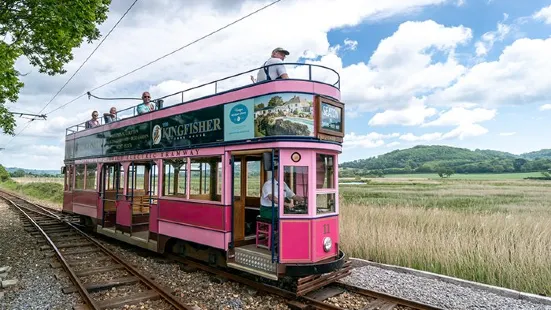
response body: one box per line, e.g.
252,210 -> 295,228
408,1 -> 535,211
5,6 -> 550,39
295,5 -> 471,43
254,47 -> 290,83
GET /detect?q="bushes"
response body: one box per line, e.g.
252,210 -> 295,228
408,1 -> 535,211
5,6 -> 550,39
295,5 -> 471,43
0,181 -> 63,204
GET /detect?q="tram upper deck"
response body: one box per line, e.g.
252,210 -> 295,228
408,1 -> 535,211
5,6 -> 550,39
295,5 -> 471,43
64,63 -> 345,161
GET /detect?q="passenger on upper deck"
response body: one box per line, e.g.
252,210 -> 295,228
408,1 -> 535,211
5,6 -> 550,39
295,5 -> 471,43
85,111 -> 100,129
136,91 -> 155,115
260,167 -> 304,220
255,47 -> 290,83
103,107 -> 118,123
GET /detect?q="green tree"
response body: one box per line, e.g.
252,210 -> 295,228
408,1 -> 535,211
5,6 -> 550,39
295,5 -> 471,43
0,0 -> 111,134
10,168 -> 25,177
268,95 -> 284,107
0,164 -> 10,182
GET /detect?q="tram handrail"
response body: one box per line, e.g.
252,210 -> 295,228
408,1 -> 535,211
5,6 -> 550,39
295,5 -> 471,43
66,62 -> 340,136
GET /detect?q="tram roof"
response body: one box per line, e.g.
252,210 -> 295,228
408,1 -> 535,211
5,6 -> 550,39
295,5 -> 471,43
65,63 -> 341,134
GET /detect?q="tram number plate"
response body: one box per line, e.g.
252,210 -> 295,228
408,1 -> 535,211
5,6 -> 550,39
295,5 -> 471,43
317,133 -> 343,143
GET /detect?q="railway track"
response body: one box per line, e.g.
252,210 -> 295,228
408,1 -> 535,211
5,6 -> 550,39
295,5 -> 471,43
1,190 -> 443,310
0,190 -> 193,310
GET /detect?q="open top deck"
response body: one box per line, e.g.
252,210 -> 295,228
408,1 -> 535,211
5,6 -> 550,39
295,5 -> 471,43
64,63 -> 345,161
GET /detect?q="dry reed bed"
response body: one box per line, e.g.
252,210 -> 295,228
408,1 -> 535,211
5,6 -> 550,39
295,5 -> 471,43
339,179 -> 551,296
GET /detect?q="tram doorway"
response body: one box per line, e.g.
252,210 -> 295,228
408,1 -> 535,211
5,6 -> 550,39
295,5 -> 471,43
231,152 -> 269,245
100,163 -> 124,228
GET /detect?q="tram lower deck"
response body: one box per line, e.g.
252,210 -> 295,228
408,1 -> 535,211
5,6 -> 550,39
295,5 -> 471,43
63,141 -> 345,279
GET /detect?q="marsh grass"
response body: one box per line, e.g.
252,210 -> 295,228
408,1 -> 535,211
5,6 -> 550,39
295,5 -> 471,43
339,178 -> 551,295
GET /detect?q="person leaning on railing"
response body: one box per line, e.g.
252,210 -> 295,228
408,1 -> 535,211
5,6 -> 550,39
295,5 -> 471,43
103,106 -> 119,123
251,47 -> 290,83
136,91 -> 155,115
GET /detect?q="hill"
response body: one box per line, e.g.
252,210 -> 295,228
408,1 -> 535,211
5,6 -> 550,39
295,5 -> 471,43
6,167 -> 61,176
340,145 -> 551,175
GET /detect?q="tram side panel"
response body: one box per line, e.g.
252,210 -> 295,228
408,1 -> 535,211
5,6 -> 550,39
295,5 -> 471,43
62,164 -> 74,214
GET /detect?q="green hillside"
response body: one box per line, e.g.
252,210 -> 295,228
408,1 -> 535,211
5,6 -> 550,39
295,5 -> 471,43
340,145 -> 551,175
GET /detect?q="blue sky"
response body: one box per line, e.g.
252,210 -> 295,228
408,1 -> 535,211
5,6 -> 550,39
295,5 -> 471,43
324,0 -> 551,162
1,0 -> 550,169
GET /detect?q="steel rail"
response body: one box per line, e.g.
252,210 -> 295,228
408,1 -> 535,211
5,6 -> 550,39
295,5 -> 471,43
1,196 -> 100,309
0,192 -> 193,310
167,254 -> 443,310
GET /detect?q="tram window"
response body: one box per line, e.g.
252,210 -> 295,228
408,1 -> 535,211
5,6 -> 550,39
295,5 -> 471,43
75,165 -> 85,190
316,193 -> 336,214
65,165 -> 73,191
85,164 -> 97,190
316,154 -> 335,189
190,156 -> 222,202
118,165 -> 125,190
283,166 -> 308,215
233,161 -> 241,198
163,159 -> 188,197
246,160 -> 261,197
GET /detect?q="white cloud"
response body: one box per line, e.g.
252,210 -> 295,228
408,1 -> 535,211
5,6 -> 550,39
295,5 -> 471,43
2,0 -> 456,169
540,104 -> 551,111
499,132 -> 516,136
423,107 -> 496,127
368,98 -> 437,126
474,22 -> 510,57
344,39 -> 358,51
533,4 -> 551,24
344,132 -> 400,149
428,37 -> 551,108
400,132 -> 443,141
441,123 -> 488,140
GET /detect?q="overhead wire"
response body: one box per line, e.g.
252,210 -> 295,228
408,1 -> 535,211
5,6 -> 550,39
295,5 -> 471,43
44,0 -> 283,115
0,0 -> 139,150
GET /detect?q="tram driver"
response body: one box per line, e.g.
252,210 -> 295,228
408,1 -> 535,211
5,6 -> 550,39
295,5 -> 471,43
260,167 -> 304,220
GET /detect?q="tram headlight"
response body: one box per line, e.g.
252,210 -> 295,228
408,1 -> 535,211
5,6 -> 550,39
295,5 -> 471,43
323,237 -> 332,252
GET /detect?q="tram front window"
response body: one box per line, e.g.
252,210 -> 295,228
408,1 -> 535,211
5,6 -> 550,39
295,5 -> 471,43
282,166 -> 308,215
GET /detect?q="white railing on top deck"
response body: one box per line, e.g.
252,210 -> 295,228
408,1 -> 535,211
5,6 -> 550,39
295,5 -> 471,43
65,62 -> 340,136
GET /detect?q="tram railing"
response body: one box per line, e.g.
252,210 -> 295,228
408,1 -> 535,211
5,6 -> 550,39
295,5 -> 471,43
65,62 -> 340,135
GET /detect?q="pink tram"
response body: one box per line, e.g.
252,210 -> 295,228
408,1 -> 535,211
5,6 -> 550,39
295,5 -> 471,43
62,63 -> 346,282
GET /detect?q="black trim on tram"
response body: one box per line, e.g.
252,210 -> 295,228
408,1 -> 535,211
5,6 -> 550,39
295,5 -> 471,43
284,250 -> 347,277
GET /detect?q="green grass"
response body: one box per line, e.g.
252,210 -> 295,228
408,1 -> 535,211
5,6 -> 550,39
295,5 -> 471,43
379,172 -> 542,180
0,180 -> 64,204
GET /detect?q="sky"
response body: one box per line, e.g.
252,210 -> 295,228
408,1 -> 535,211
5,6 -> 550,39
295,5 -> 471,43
1,0 -> 551,170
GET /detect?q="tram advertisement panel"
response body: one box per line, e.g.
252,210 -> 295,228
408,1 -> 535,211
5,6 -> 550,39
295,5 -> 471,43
253,93 -> 314,138
104,122 -> 151,155
151,105 -> 224,149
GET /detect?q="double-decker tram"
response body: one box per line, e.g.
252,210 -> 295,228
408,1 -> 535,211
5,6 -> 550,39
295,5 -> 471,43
62,63 -> 348,292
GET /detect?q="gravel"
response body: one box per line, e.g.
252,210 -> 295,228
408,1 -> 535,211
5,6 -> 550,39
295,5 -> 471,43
93,237 -> 292,310
0,200 -> 81,310
339,262 -> 551,310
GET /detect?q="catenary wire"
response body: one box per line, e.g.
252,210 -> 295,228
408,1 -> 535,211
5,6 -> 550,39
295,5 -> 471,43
44,0 -> 283,116
0,0 -> 139,150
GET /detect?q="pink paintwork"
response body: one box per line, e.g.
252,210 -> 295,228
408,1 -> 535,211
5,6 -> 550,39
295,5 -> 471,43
149,204 -> 159,233
116,200 -> 132,226
279,220 -> 311,262
311,216 -> 339,261
158,199 -> 231,232
158,220 -> 231,250
73,204 -> 97,218
69,80 -> 340,139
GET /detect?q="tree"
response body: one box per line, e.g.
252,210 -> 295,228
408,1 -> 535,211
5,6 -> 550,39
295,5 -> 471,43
0,0 -> 111,134
10,168 -> 25,177
268,96 -> 284,107
513,158 -> 527,172
0,164 -> 10,182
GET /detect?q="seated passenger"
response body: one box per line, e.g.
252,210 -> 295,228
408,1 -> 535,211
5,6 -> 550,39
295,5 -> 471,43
260,167 -> 304,220
103,107 -> 118,123
85,111 -> 100,129
137,91 -> 155,115
255,47 -> 290,82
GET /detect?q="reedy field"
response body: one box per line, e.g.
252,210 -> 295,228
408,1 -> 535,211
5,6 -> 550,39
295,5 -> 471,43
339,175 -> 551,296
3,173 -> 550,295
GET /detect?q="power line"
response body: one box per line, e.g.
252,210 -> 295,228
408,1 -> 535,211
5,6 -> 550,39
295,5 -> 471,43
1,0 -> 139,150
44,0 -> 283,116
36,0 -> 140,115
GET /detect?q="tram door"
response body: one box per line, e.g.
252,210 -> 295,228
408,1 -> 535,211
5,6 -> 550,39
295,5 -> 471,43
100,163 -> 124,228
231,154 -> 265,244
